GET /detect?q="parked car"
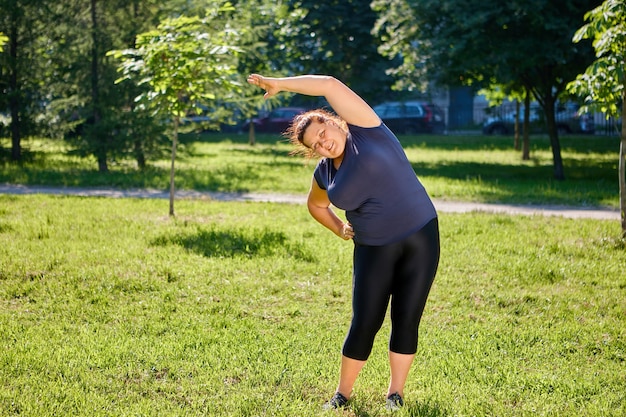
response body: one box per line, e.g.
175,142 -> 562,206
482,104 -> 594,135
242,107 -> 307,133
555,103 -> 595,134
482,107 -> 541,135
181,104 -> 246,132
373,101 -> 446,134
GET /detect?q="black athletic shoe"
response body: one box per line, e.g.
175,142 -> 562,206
386,392 -> 404,411
323,392 -> 349,410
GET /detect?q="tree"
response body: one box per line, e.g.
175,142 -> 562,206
229,0 -> 283,145
105,1 -> 169,170
0,0 -> 52,160
110,2 -> 245,216
480,83 -> 533,159
35,1 -> 171,172
373,0 -> 600,180
66,0 -> 164,172
567,0 -> 626,236
272,0 -> 395,104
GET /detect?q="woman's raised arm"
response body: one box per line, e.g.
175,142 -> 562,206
247,74 -> 380,128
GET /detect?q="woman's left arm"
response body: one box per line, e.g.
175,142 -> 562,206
306,178 -> 354,240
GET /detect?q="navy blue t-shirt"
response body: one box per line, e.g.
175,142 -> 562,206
313,123 -> 437,246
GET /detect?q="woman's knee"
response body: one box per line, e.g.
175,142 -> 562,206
342,316 -> 385,360
389,324 -> 419,354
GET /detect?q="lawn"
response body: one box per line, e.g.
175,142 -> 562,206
0,196 -> 624,416
0,132 -> 624,416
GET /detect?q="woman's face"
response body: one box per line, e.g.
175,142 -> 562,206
301,120 -> 347,160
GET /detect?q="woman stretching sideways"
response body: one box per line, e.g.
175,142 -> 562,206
248,74 -> 440,411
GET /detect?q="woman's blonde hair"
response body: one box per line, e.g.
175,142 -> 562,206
284,108 -> 348,158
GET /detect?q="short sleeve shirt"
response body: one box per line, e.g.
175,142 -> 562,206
313,123 -> 437,246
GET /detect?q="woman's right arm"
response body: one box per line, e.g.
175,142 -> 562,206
247,74 -> 380,128
307,178 -> 354,240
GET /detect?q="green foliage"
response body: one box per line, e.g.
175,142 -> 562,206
109,2 -> 244,125
374,0 -> 601,180
0,32 -> 6,51
0,0 -> 56,143
32,1 -> 172,170
273,0 -> 395,103
371,0 -> 425,92
567,0 -> 626,118
0,196 -> 624,416
109,1 -> 257,215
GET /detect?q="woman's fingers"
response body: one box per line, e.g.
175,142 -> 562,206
247,74 -> 275,98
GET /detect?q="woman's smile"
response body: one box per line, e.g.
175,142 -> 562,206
303,120 -> 347,159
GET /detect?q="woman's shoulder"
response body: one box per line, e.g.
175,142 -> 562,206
314,157 -> 331,171
348,122 -> 397,141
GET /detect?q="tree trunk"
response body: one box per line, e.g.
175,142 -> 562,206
134,139 -> 146,169
522,91 -> 530,161
130,1 -> 146,170
248,121 -> 256,146
91,0 -> 107,172
618,92 -> 626,238
544,96 -> 565,180
514,100 -> 520,151
9,14 -> 20,161
169,118 -> 178,217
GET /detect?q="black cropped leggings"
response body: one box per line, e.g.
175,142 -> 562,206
342,218 -> 440,361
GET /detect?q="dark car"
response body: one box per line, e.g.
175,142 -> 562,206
373,101 -> 446,134
483,104 -> 594,135
242,107 -> 307,133
555,103 -> 595,134
482,107 -> 541,135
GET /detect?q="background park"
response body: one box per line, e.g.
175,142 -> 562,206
1,1 -> 625,416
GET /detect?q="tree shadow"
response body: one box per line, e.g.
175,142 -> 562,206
151,226 -> 315,261
410,158 -> 617,206
398,133 -> 619,154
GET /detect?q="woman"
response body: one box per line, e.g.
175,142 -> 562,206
248,74 -> 440,411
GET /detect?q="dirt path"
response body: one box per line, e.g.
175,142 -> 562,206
0,184 -> 620,220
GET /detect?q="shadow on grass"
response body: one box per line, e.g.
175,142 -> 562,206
399,133 -> 620,154
350,398 -> 449,417
181,131 -> 284,145
1,133 -> 618,207
151,226 -> 316,261
412,157 -> 616,182
193,131 -> 620,154
404,399 -> 450,417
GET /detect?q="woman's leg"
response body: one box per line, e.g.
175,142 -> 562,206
388,219 -> 440,396
342,243 -> 397,360
336,242 -> 398,398
336,355 -> 367,398
387,351 -> 415,397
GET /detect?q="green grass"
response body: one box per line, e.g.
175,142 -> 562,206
1,195 -> 625,416
0,132 -> 621,208
0,133 -> 624,415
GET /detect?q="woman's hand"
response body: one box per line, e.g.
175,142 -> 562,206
247,74 -> 281,99
340,223 -> 354,240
